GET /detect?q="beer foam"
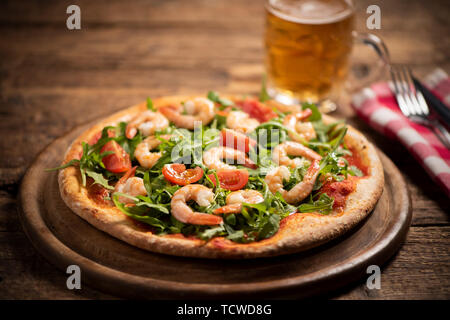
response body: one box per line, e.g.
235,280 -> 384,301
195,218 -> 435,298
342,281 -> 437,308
267,0 -> 354,24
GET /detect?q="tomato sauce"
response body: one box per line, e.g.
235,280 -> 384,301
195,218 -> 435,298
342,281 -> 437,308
86,178 -> 111,206
344,147 -> 369,176
319,147 -> 368,212
320,177 -> 357,212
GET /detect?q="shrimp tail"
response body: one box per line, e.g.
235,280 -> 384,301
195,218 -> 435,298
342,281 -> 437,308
213,203 -> 242,215
117,166 -> 137,185
125,126 -> 138,139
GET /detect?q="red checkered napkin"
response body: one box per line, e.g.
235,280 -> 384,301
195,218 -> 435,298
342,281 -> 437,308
351,68 -> 450,197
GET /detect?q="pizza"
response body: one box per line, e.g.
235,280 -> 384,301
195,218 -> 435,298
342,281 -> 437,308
56,93 -> 384,258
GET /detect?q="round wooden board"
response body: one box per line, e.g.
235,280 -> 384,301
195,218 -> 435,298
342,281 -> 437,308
19,124 -> 412,299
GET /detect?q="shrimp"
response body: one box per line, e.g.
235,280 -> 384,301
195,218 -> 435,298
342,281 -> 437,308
213,190 -> 264,214
159,97 -> 215,129
126,110 -> 169,139
264,160 -> 320,204
134,135 -> 171,169
170,185 -> 223,225
272,141 -> 321,168
283,109 -> 316,142
114,166 -> 147,204
202,146 -> 257,171
226,111 -> 260,134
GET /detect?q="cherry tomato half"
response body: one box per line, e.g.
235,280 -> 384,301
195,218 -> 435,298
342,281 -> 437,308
236,98 -> 277,123
162,164 -> 204,186
88,129 -> 115,146
208,169 -> 249,191
100,140 -> 132,173
220,128 -> 257,153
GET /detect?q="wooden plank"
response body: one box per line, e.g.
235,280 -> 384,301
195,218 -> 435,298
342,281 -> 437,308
0,0 -> 264,25
0,232 -> 113,299
0,191 -> 20,232
0,227 -> 447,299
0,27 -> 447,77
0,0 -> 448,31
334,226 -> 450,300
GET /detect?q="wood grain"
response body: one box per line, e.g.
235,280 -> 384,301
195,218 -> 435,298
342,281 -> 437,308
0,0 -> 449,299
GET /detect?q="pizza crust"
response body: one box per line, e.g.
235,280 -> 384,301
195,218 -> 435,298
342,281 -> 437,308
58,96 -> 384,258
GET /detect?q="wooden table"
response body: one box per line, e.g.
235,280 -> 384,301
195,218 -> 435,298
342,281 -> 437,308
0,0 -> 448,299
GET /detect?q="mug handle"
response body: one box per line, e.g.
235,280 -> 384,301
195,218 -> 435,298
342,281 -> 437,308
347,31 -> 391,92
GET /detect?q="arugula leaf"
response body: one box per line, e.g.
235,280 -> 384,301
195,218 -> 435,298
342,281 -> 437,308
259,74 -> 270,102
225,214 -> 236,225
135,201 -> 170,214
113,122 -> 142,160
49,121 -> 141,190
168,216 -> 185,233
347,165 -> 363,177
85,169 -> 114,190
302,102 -> 322,121
207,91 -> 233,108
147,97 -> 156,111
225,226 -> 245,242
298,193 -> 334,215
215,178 -> 294,243
45,159 -> 80,172
309,118 -> 345,148
209,114 -> 227,130
143,170 -> 152,195
252,120 -> 288,149
112,193 -> 167,230
258,213 -> 281,239
283,165 -> 306,191
198,225 -> 226,240
57,141 -> 115,188
88,126 -> 116,153
319,127 -> 348,171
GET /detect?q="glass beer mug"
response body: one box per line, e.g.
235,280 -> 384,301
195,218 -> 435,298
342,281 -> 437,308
264,0 -> 389,110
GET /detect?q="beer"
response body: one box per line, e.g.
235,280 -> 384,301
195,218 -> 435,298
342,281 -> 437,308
265,0 -> 355,104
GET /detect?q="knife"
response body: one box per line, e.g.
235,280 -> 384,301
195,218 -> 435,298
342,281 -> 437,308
412,76 -> 450,127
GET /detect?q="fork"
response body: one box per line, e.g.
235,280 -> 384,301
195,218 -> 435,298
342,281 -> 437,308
390,64 -> 450,149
